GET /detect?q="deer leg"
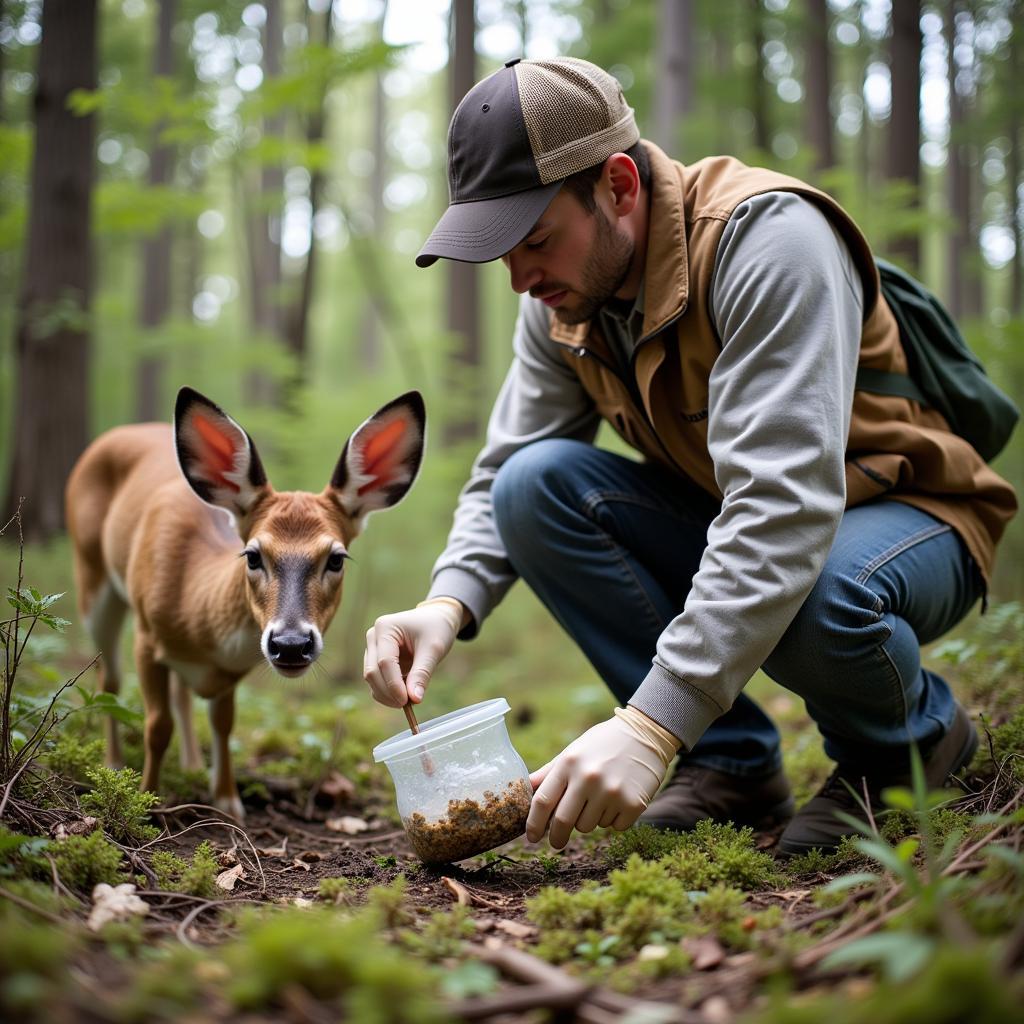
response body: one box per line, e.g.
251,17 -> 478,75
136,636 -> 172,796
208,685 -> 244,820
170,673 -> 204,773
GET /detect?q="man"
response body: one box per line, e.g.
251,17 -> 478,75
363,57 -> 1017,856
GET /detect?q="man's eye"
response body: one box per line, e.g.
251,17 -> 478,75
326,551 -> 347,573
526,236 -> 548,251
245,549 -> 263,572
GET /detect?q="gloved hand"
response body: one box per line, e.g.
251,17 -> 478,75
363,597 -> 465,707
527,706 -> 681,850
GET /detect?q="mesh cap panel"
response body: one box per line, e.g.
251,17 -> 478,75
516,58 -> 640,183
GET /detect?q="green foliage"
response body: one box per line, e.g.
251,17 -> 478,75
80,766 -> 159,844
0,827 -> 50,879
604,823 -> 689,865
221,906 -> 444,1020
43,735 -> 104,783
748,945 -> 1024,1024
51,831 -> 126,891
398,906 -> 475,962
150,841 -> 218,898
985,705 -> 1024,782
363,875 -> 414,929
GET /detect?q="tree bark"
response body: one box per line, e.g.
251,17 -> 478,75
1007,12 -> 1022,317
287,2 -> 334,377
443,0 -> 481,447
886,0 -> 922,271
654,0 -> 694,157
750,0 -> 770,153
3,0 -> 98,539
804,0 -> 834,172
945,1 -> 969,318
136,0 -> 177,422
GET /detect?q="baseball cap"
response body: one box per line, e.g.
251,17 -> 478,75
416,57 -> 639,268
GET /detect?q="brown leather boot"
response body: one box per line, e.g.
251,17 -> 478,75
637,762 -> 795,832
777,703 -> 979,858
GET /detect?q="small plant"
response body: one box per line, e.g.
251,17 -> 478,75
43,734 -> 104,783
399,906 -> 475,961
151,841 -> 218,897
364,875 -> 414,928
318,876 -> 356,905
80,766 -> 159,844
50,831 -> 127,891
574,931 -> 620,967
604,823 -> 688,865
373,853 -> 398,869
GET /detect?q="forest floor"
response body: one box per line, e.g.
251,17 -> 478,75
2,529 -> 1024,1023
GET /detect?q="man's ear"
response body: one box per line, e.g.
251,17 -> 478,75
174,387 -> 270,518
604,152 -> 640,217
329,391 -> 426,529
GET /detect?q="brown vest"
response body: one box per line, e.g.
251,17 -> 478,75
549,143 -> 1017,583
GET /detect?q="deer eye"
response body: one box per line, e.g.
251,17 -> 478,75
244,548 -> 263,572
326,550 -> 347,573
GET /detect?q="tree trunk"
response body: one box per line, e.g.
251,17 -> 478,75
886,0 -> 922,271
945,1 -> 969,318
443,0 -> 481,447
3,0 -> 98,539
246,0 -> 284,404
1007,14 -> 1022,317
360,0 -> 388,373
654,0 -> 694,157
136,0 -> 177,422
287,2 -> 334,378
804,0 -> 834,172
750,0 -> 770,153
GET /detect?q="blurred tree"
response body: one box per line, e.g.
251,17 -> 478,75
804,0 -> 834,171
1008,3 -> 1023,316
136,0 -> 178,422
443,0 -> 481,446
3,0 -> 97,538
886,0 -> 922,272
653,0 -> 694,156
749,0 -> 769,152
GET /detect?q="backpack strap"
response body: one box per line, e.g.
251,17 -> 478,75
855,366 -> 931,407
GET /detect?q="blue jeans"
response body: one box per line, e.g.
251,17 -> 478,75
491,439 -> 982,776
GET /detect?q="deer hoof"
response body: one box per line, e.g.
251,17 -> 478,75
213,793 -> 245,822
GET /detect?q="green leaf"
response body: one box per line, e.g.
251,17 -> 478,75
894,838 -> 920,863
880,786 -> 915,811
821,932 -> 934,982
440,961 -> 500,1000
853,838 -> 917,881
822,872 -> 881,894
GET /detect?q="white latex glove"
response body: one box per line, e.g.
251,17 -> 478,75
363,598 -> 465,707
527,706 -> 681,850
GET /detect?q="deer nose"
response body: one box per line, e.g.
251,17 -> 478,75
267,630 -> 316,665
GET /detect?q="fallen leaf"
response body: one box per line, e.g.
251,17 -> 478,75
51,817 -> 98,842
442,876 -> 472,906
217,848 -> 239,867
293,897 -> 315,908
88,884 -> 149,932
216,864 -> 245,891
495,919 -> 535,939
775,889 -> 812,901
317,770 -> 356,805
258,837 -> 289,858
325,815 -> 369,835
296,850 -> 323,863
681,935 -> 726,970
290,858 -> 312,872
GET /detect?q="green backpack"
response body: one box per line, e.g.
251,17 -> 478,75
855,258 -> 1019,462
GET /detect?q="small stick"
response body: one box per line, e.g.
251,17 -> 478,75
403,702 -> 435,776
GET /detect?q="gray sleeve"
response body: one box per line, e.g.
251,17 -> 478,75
629,191 -> 864,747
427,295 -> 601,637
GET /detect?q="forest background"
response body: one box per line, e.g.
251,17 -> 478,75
0,2 -> 1023,1020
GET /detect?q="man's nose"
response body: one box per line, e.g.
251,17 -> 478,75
506,250 -> 541,295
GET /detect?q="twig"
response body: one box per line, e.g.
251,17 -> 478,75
0,755 -> 34,819
175,897 -> 264,949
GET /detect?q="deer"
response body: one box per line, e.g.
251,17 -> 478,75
65,386 -> 425,819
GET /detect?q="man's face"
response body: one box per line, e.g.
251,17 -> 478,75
501,188 -> 634,326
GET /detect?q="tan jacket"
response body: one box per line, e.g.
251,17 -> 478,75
549,143 -> 1017,583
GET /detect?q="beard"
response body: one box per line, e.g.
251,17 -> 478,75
552,208 -> 635,326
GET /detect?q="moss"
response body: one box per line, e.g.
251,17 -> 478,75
0,900 -> 80,1018
318,876 -> 357,905
604,823 -> 689,865
985,706 -> 1024,782
150,841 -> 218,898
43,735 -> 104,783
363,875 -> 414,929
398,906 -> 475,961
51,831 -> 127,891
80,766 -> 159,844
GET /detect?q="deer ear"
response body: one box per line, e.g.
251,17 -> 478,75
330,391 -> 425,527
174,387 -> 269,517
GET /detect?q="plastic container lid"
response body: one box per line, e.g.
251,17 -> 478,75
372,698 -> 511,763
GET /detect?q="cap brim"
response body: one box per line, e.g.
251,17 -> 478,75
415,181 -> 563,268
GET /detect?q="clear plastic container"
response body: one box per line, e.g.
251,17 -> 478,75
372,698 -> 532,864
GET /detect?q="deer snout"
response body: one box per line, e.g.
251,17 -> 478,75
262,623 -> 322,676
